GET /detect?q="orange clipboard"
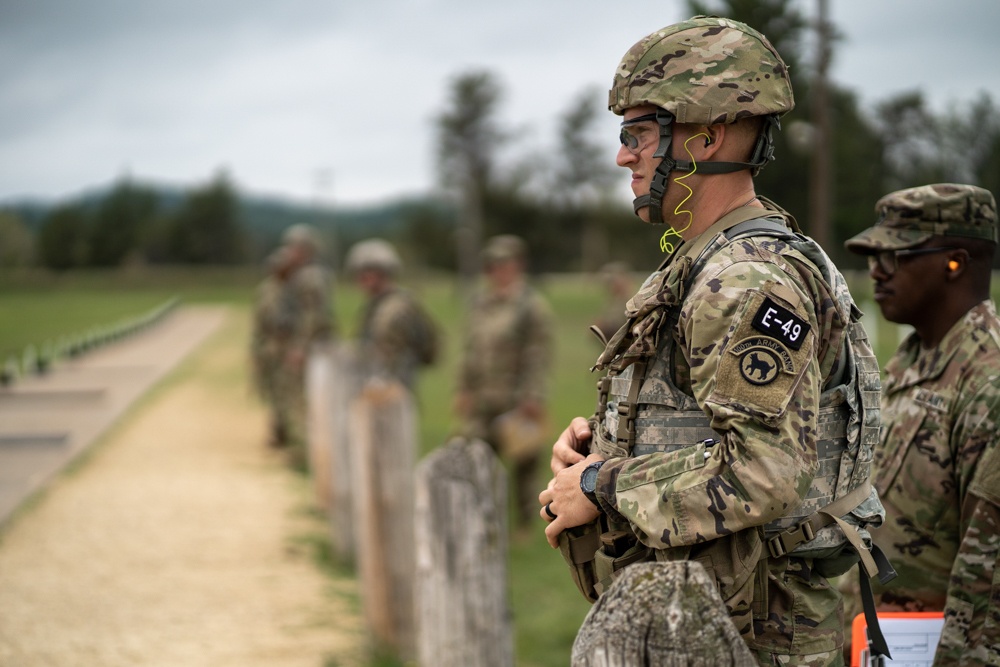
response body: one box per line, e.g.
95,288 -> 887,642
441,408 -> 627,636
851,611 -> 944,666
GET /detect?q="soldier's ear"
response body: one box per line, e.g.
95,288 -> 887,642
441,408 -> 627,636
945,249 -> 970,280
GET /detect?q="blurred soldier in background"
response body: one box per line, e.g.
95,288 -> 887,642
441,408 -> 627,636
250,247 -> 296,448
843,184 -> 1000,665
282,223 -> 335,362
345,238 -> 438,390
455,234 -> 553,529
540,16 -> 888,666
591,261 -> 635,346
267,224 -> 334,459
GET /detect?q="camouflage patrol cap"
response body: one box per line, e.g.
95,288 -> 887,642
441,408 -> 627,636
845,183 -> 998,253
608,15 -> 794,123
345,238 -> 402,275
482,235 -> 527,265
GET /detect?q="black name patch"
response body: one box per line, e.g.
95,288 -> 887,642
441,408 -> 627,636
751,297 -> 810,350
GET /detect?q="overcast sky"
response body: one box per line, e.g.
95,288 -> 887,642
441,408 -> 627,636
1,0 -> 998,208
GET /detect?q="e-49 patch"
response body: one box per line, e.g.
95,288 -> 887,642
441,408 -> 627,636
751,297 -> 810,350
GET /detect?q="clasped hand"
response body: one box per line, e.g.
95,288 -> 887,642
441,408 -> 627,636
538,417 -> 604,548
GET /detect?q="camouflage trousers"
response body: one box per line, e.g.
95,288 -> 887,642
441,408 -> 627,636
748,554 -> 845,666
259,362 -> 305,449
462,409 -> 541,528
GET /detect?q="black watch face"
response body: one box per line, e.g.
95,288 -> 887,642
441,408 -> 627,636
582,466 -> 599,493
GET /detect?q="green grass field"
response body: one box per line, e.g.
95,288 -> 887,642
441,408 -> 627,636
0,265 -> 974,665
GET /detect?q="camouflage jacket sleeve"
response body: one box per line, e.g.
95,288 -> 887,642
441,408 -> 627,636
934,377 -> 1000,665
598,248 -> 826,549
369,292 -> 419,372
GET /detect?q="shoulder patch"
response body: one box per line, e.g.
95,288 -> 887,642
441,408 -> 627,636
709,289 -> 814,419
751,297 -> 810,351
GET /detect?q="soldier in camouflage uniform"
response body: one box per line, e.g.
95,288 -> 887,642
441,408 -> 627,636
345,238 -> 438,390
250,247 -> 297,447
279,224 -> 334,454
843,184 -> 1000,665
539,17 -> 886,666
455,234 -> 554,528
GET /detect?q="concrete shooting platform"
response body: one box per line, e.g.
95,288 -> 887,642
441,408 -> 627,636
0,305 -> 227,526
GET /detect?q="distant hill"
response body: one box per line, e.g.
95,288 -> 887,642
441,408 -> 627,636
2,180 -> 456,253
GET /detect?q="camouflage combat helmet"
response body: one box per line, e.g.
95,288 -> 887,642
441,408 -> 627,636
609,16 -> 795,224
482,234 -> 527,265
345,238 -> 402,276
845,183 -> 998,253
282,224 -> 322,253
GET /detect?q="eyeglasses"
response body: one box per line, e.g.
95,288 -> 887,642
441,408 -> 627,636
867,246 -> 957,276
619,113 -> 661,155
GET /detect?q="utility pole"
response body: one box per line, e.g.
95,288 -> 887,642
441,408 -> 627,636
313,168 -> 336,272
810,0 -> 833,251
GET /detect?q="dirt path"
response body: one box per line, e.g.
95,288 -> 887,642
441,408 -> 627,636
0,310 -> 363,667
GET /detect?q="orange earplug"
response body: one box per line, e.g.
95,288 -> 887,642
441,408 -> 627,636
948,260 -> 960,271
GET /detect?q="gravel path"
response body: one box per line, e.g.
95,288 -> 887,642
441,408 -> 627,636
0,311 -> 362,667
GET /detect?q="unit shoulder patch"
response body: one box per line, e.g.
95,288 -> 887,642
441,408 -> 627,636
731,337 -> 795,385
751,296 -> 811,351
708,289 -> 815,419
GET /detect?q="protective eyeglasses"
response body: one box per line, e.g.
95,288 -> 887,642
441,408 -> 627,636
867,246 -> 957,276
619,113 -> 661,155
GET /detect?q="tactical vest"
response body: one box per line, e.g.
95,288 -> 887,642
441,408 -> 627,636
590,209 -> 886,572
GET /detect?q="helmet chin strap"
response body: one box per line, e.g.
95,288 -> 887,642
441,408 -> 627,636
632,111 -> 779,224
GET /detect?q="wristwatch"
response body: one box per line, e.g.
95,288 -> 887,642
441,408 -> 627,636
580,461 -> 604,509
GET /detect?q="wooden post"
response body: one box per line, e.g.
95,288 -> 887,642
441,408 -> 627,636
327,342 -> 358,563
305,341 -> 335,513
351,377 -> 418,660
572,561 -> 755,667
414,438 -> 513,667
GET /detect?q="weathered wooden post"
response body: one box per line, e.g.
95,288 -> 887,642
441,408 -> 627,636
305,341 -> 335,513
350,376 -> 418,660
327,342 -> 359,562
572,561 -> 755,667
414,438 -> 513,667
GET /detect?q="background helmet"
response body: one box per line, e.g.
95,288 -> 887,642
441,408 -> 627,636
281,223 -> 323,254
609,16 -> 795,225
345,238 -> 402,276
481,234 -> 527,266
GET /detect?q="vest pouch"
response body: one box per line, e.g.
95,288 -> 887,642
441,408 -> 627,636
681,527 -> 763,636
557,519 -> 603,603
593,532 -> 654,597
811,542 -> 860,579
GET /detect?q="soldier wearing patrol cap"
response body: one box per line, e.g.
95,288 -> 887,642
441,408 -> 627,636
345,238 -> 438,390
844,183 -> 1000,665
455,234 -> 554,529
540,16 -> 888,666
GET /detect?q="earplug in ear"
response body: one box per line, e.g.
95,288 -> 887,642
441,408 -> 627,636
704,137 -> 713,147
948,260 -> 960,271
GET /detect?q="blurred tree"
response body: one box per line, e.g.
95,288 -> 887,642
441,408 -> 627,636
688,0 -> 808,86
37,203 -> 90,270
828,88 -> 887,267
166,172 -> 245,264
400,200 -> 458,271
873,92 -> 947,191
552,87 -> 620,271
685,0 -> 813,228
435,70 -> 507,283
0,211 -> 35,269
88,177 -> 159,266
